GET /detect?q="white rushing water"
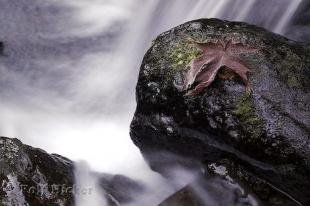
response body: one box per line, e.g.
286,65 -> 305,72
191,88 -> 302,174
274,0 -> 303,33
0,0 -> 303,205
74,161 -> 108,206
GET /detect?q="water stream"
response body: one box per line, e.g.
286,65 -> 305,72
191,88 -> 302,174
0,0 -> 304,205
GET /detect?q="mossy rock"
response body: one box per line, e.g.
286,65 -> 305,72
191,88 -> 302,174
131,19 -> 310,205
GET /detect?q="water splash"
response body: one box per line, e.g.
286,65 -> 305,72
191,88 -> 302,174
74,161 -> 108,206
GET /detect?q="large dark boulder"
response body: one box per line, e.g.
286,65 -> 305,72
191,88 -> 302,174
130,19 -> 310,205
0,137 -> 143,206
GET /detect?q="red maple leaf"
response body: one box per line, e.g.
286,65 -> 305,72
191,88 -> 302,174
183,39 -> 259,96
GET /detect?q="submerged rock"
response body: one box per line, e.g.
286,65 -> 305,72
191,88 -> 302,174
159,175 -> 260,206
99,173 -> 145,205
0,137 -> 143,206
159,185 -> 204,206
130,19 -> 310,205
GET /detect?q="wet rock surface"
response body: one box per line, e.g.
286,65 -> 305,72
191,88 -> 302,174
159,173 -> 261,206
0,42 -> 3,55
99,173 -> 145,205
159,185 -> 204,206
130,19 -> 310,206
0,136 -> 74,206
0,137 -> 143,206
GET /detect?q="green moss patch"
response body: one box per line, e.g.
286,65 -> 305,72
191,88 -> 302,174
168,40 -> 202,71
234,94 -> 264,140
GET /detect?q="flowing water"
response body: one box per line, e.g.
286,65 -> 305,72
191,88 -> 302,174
74,161 -> 108,206
0,0 -> 305,205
